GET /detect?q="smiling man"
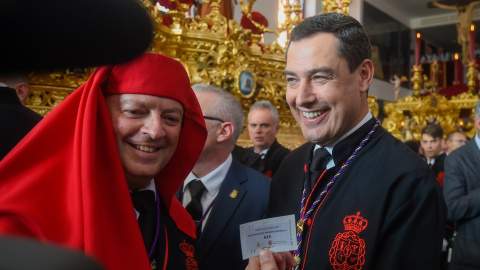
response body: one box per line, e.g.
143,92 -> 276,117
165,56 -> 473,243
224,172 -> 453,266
248,13 -> 446,270
0,53 -> 207,270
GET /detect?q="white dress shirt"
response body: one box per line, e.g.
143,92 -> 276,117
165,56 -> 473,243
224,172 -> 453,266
182,154 -> 233,231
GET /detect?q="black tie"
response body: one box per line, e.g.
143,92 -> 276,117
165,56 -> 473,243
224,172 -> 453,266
130,190 -> 156,253
310,148 -> 332,189
186,179 -> 205,224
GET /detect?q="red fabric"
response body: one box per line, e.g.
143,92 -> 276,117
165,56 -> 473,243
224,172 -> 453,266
437,172 -> 445,187
158,0 -> 193,10
0,53 -> 207,270
240,12 -> 268,35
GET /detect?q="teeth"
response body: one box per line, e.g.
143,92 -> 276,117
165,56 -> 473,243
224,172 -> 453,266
302,110 -> 324,119
136,145 -> 157,153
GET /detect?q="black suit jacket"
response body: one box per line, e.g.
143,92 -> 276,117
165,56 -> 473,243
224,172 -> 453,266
259,139 -> 291,177
0,87 -> 43,160
178,158 -> 270,270
269,118 -> 446,269
444,138 -> 480,268
233,139 -> 290,177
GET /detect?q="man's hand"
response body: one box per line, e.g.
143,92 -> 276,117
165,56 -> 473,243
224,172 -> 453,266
246,250 -> 296,270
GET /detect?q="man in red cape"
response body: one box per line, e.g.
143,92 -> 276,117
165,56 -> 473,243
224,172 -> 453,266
0,53 -> 207,270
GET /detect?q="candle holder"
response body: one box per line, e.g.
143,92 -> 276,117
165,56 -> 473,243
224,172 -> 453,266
410,65 -> 423,97
465,60 -> 478,94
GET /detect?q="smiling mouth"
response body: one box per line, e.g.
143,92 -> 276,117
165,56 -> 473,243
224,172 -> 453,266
135,144 -> 158,153
302,109 -> 329,119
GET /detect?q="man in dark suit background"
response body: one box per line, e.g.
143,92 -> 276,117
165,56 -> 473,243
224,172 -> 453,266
0,73 -> 43,160
234,100 -> 290,177
443,99 -> 480,269
421,123 -> 447,187
179,84 -> 270,270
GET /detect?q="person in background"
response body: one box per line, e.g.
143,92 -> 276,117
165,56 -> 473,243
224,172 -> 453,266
179,84 -> 270,270
421,124 -> 446,187
421,45 -> 439,64
437,46 -> 450,62
0,73 -> 43,160
247,12 -> 445,270
234,100 -> 290,177
445,131 -> 468,155
0,53 -> 207,270
443,99 -> 480,269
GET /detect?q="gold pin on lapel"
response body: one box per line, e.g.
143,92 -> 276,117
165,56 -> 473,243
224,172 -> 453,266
230,189 -> 238,198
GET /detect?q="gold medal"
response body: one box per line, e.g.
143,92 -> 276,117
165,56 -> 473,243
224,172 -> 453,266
296,219 -> 304,234
294,255 -> 301,265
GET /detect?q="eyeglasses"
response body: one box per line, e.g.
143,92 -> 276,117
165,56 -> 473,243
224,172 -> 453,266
203,116 -> 225,123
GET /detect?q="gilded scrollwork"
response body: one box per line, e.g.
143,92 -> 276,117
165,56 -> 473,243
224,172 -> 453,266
383,93 -> 479,141
27,0 -> 480,149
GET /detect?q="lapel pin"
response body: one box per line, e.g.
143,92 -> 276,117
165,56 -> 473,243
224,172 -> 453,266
230,189 -> 238,198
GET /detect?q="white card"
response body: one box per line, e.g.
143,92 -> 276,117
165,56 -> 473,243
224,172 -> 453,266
239,214 -> 297,260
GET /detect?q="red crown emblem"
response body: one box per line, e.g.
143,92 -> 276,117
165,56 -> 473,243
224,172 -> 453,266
343,211 -> 368,234
186,257 -> 198,270
180,240 -> 195,258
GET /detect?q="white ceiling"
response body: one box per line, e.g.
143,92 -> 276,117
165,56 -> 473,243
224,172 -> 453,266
366,0 -> 480,52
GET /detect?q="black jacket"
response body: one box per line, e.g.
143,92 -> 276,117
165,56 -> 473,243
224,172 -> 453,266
0,87 -> 43,160
268,118 -> 446,269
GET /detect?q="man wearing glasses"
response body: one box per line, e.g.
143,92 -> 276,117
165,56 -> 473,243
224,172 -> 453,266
177,84 -> 270,270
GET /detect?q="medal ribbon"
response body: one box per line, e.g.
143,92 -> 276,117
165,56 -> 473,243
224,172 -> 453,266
292,119 -> 380,269
149,187 -> 161,260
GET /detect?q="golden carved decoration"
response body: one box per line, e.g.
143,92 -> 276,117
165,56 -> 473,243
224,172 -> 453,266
27,1 -> 478,150
410,65 -> 423,97
383,92 -> 479,141
466,59 -> 478,94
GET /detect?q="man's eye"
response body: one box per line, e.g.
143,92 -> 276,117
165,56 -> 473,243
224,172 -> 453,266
250,124 -> 257,128
124,110 -> 142,116
164,115 -> 181,125
286,77 -> 298,83
261,124 -> 270,128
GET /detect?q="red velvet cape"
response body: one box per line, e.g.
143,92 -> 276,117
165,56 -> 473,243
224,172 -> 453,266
0,53 -> 207,270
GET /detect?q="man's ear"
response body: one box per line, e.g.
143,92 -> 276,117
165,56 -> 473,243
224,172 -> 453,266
217,122 -> 234,143
359,59 -> 374,94
14,83 -> 29,105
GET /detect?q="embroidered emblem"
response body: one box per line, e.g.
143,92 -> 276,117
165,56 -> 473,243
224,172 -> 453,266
329,212 -> 368,270
180,240 -> 198,270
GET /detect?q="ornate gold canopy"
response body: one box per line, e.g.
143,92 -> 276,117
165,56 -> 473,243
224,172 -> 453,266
25,0 -> 479,149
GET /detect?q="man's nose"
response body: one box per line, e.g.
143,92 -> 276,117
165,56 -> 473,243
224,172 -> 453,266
141,115 -> 166,139
296,82 -> 316,107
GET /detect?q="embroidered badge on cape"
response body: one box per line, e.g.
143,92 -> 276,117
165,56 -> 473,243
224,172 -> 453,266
329,212 -> 368,270
180,240 -> 198,270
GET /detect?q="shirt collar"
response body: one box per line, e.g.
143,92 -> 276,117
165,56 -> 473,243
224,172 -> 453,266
313,111 -> 373,168
184,154 -> 233,197
129,179 -> 157,198
0,82 -> 7,87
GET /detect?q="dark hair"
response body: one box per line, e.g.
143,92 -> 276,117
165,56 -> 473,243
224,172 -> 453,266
287,12 -> 371,73
421,124 -> 444,139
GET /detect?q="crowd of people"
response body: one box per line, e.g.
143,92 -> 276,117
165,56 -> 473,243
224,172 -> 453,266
1,10 -> 480,270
